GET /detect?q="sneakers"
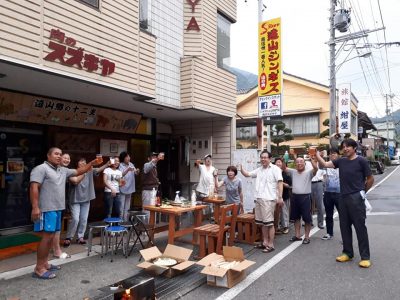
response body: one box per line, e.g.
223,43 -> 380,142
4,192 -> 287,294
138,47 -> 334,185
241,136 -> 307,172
359,260 -> 371,268
336,253 -> 353,262
321,234 -> 333,240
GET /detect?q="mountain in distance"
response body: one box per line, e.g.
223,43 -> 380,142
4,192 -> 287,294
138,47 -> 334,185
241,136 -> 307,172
371,109 -> 400,133
227,67 -> 258,92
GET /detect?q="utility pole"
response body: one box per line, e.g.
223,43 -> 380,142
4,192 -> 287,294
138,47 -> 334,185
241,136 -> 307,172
329,0 -> 337,136
257,0 -> 271,152
385,94 -> 394,157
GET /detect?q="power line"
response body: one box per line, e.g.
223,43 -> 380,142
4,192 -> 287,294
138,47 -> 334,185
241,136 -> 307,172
377,0 -> 392,94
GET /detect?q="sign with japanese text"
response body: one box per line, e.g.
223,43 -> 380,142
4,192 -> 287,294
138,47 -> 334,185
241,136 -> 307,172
338,83 -> 351,134
44,28 -> 116,77
258,18 -> 282,117
0,91 -> 141,134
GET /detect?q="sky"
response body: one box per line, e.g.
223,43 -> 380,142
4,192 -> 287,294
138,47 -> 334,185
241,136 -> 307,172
231,0 -> 400,118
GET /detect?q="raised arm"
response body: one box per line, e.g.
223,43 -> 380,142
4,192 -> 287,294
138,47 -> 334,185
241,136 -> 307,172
239,164 -> 251,177
69,174 -> 85,185
316,151 -> 335,169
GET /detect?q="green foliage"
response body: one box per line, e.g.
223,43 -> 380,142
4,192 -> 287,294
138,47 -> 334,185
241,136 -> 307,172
267,122 -> 294,155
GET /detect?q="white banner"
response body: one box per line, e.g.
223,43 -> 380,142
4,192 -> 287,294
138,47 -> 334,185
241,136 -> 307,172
338,83 -> 351,134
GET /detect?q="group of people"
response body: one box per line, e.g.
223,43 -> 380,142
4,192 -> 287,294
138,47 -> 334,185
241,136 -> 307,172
195,139 -> 373,268
29,147 -> 163,279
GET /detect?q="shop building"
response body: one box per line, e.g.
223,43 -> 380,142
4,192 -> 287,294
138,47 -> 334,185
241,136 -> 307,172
236,72 -> 358,152
0,0 -> 237,235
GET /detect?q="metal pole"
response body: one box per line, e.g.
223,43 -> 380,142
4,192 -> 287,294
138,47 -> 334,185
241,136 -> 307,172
386,94 -> 390,157
258,0 -> 271,151
329,0 -> 337,136
257,0 -> 266,151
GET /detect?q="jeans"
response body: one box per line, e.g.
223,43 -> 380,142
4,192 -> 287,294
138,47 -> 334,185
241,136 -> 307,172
120,193 -> 132,221
311,182 -> 325,225
104,192 -> 123,219
338,192 -> 370,260
279,198 -> 290,228
141,190 -> 153,222
323,192 -> 340,236
66,201 -> 90,239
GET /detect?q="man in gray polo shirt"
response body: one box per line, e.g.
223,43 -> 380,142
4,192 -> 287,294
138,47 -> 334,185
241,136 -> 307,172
30,147 -> 98,279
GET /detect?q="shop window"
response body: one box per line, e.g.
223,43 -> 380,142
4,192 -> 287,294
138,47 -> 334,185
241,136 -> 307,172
217,13 -> 231,69
140,0 -> 152,30
282,114 -> 319,136
76,0 -> 99,9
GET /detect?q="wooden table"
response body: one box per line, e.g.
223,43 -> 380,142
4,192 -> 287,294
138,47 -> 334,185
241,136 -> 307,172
201,197 -> 226,222
143,204 -> 207,245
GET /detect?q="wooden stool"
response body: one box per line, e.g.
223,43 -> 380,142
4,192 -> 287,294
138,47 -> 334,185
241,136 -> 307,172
235,213 -> 260,244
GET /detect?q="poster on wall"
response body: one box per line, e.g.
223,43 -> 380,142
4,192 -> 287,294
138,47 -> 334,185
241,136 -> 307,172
6,160 -> 24,173
0,91 -> 142,134
100,139 -> 128,157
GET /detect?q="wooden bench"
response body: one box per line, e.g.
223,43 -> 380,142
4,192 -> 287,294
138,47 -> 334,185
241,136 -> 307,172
235,213 -> 260,244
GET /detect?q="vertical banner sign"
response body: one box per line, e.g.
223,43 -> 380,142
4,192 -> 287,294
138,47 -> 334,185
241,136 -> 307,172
338,83 -> 351,134
258,17 -> 282,117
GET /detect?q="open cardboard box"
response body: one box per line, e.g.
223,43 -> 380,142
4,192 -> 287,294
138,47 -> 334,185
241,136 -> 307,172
137,244 -> 195,278
196,246 -> 255,288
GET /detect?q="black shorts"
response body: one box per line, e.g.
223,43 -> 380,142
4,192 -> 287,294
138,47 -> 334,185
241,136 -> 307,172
290,194 -> 312,224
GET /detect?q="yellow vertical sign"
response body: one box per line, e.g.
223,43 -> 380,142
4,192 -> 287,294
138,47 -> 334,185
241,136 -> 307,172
258,18 -> 282,117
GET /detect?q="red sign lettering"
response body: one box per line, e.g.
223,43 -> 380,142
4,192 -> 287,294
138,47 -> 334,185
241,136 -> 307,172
186,0 -> 200,31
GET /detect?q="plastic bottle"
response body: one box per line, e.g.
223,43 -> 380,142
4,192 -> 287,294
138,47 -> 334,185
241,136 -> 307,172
191,190 -> 197,206
156,190 -> 161,207
151,187 -> 156,206
175,191 -> 180,202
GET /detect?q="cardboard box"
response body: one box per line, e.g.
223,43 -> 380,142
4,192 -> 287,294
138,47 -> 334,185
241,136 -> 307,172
196,246 -> 255,288
137,244 -> 195,278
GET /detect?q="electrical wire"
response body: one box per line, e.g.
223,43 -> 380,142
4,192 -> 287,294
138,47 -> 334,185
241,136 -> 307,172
377,0 -> 392,94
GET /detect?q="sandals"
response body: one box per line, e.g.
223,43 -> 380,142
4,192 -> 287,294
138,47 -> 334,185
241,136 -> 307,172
262,246 -> 275,253
32,271 -> 56,280
47,264 -> 61,271
254,243 -> 266,249
63,238 -> 71,248
302,238 -> 311,244
53,252 -> 71,259
289,236 -> 302,242
77,238 -> 86,245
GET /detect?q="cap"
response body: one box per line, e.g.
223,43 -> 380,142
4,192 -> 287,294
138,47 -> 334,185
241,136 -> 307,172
204,154 -> 212,159
149,152 -> 158,157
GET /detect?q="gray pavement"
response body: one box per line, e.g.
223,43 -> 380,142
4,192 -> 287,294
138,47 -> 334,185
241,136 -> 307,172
1,166 -> 400,300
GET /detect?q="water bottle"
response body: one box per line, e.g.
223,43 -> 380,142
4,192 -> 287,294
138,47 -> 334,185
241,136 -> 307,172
191,190 -> 197,206
175,191 -> 180,202
151,187 -> 156,206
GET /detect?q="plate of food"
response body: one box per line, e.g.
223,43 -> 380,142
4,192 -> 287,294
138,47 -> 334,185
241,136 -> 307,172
152,257 -> 178,267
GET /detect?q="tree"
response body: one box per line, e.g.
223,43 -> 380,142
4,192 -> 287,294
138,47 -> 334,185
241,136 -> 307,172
266,122 -> 294,155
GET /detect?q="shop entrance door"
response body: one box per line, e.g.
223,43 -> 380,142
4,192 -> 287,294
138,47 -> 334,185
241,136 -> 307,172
0,128 -> 44,235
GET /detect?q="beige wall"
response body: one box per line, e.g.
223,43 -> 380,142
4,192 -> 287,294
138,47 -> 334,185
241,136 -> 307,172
172,117 -> 233,182
181,0 -> 237,117
0,0 -> 155,96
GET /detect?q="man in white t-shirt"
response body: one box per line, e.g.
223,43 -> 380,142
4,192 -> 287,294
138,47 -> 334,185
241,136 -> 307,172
241,150 -> 283,253
195,154 -> 217,199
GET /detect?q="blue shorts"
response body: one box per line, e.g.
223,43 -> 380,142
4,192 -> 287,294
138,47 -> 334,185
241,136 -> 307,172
34,211 -> 62,232
290,194 -> 312,224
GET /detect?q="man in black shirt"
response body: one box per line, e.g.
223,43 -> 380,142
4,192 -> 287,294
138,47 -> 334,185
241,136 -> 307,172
316,139 -> 374,268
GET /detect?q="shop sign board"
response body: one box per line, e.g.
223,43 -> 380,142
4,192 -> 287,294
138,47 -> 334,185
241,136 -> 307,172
258,17 -> 282,117
44,28 -> 116,77
338,83 -> 351,134
186,0 -> 201,31
0,91 -> 141,134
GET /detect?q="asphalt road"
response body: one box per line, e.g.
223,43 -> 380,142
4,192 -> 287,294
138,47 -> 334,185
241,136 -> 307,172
1,166 -> 399,300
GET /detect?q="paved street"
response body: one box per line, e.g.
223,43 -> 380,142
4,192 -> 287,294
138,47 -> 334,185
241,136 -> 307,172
1,167 -> 399,300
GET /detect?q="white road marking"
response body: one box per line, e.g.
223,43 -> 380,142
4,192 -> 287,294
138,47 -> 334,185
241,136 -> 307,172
217,166 -> 399,300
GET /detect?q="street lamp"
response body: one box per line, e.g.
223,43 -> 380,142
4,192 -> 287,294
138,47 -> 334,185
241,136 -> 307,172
335,51 -> 371,73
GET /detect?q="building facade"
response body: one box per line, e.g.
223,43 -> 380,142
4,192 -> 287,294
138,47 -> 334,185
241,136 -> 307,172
0,0 -> 237,235
236,73 -> 358,152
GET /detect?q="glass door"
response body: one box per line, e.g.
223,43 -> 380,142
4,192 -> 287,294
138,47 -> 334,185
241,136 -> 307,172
0,127 -> 44,234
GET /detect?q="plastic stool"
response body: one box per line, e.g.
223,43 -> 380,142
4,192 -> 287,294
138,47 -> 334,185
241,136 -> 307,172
105,225 -> 128,262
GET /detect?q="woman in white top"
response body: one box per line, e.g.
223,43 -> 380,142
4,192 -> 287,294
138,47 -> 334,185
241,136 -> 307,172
118,151 -> 140,221
195,154 -> 217,199
103,157 -> 123,218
